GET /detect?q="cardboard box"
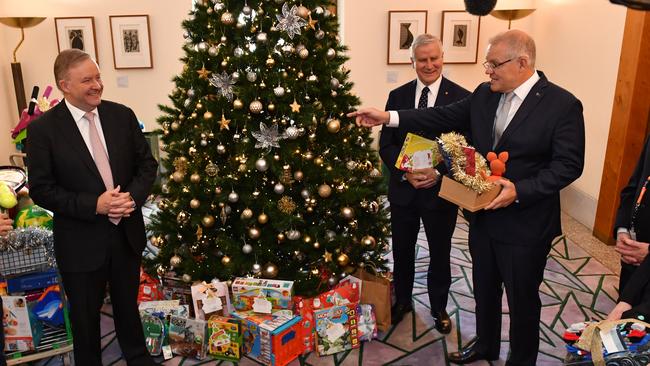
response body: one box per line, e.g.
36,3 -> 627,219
169,315 -> 208,359
231,277 -> 294,312
207,315 -> 242,361
314,303 -> 360,356
2,295 -> 43,352
438,176 -> 501,212
232,311 -> 303,366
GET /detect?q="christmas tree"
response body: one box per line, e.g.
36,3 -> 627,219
147,0 -> 389,295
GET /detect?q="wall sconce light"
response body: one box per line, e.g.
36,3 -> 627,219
0,17 -> 46,116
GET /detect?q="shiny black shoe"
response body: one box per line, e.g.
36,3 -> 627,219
390,303 -> 413,325
431,309 -> 452,334
448,340 -> 498,364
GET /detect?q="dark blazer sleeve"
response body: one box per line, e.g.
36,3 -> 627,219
379,90 -> 405,176
120,106 -> 158,206
614,137 -> 650,236
27,108 -> 99,221
515,98 -> 585,208
397,94 -> 472,136
620,255 -> 650,307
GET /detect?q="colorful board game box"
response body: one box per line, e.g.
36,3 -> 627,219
207,315 -> 242,361
314,303 -> 360,356
232,311 -> 303,366
169,315 -> 208,359
2,295 -> 42,352
231,277 -> 294,312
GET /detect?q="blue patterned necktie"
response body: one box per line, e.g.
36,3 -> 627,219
418,86 -> 430,109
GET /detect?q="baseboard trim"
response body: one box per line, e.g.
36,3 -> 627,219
561,185 -> 597,230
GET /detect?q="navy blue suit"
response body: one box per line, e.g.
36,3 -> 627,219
396,72 -> 585,365
379,77 -> 469,313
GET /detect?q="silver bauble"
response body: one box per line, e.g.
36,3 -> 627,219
273,183 -> 285,194
330,78 -> 340,89
273,86 -> 285,97
233,47 -> 244,57
217,144 -> 226,154
198,42 -> 208,52
256,32 -> 268,43
231,71 -> 240,82
221,12 -> 235,25
182,274 -> 192,283
214,2 -> 225,11
208,45 -> 219,56
242,5 -> 252,15
252,263 -> 262,274
298,48 -> 309,59
286,230 -> 301,240
170,255 -> 182,268
314,6 -> 324,15
246,71 -> 257,82
241,208 -> 253,219
326,230 -> 337,241
326,48 -> 336,60
228,191 -> 239,203
300,189 -> 310,199
187,88 -> 195,97
255,158 -> 269,172
328,276 -> 338,286
315,30 -> 325,40
307,74 -> 318,82
242,243 -> 253,254
249,100 -> 263,113
285,126 -> 299,139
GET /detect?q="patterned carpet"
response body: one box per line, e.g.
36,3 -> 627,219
30,213 -> 620,365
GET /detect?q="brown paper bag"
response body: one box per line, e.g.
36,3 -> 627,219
354,268 -> 392,332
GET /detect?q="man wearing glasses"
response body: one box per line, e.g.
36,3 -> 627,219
349,30 -> 585,365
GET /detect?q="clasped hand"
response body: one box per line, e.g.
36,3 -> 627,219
406,168 -> 439,189
615,231 -> 649,266
96,185 -> 136,219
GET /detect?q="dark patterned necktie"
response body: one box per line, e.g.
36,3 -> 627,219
418,86 -> 430,109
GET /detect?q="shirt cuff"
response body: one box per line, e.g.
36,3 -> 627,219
617,227 -> 630,235
387,111 -> 399,127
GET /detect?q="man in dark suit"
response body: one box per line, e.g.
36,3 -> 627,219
608,136 -> 650,320
350,30 -> 585,365
380,34 -> 469,332
27,49 -> 158,366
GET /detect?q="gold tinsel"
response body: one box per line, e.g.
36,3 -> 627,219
278,196 -> 297,214
438,132 -> 493,194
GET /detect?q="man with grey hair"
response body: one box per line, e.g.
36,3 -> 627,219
380,33 -> 469,332
27,49 -> 158,365
349,29 -> 585,365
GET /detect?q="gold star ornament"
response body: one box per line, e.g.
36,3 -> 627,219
197,65 -> 210,80
219,112 -> 231,131
323,250 -> 332,262
308,15 -> 318,30
290,98 -> 301,112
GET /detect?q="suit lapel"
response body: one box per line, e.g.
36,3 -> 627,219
403,80 -> 417,109
434,77 -> 452,107
494,75 -> 548,150
57,102 -> 104,182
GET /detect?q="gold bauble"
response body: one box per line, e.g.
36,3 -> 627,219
241,208 -> 253,220
258,213 -> 269,224
337,253 -> 350,266
233,99 -> 244,109
202,215 -> 215,227
340,206 -> 355,219
182,274 -> 192,283
327,118 -> 341,133
190,199 -> 200,209
203,111 -> 213,120
190,173 -> 201,183
196,102 -> 203,110
221,255 -> 231,265
303,235 -> 312,244
170,255 -> 182,267
362,235 -> 377,248
266,56 -> 275,67
318,184 -> 332,198
314,157 -> 324,165
313,241 -> 320,249
296,5 -> 310,18
277,233 -> 286,242
248,227 -> 261,239
264,263 -> 279,278
171,121 -> 180,131
249,100 -> 263,113
294,170 -> 304,181
267,103 -> 275,112
172,171 -> 184,182
311,268 -> 320,275
221,11 -> 235,25
191,112 -> 198,119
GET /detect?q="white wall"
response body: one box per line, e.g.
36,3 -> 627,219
342,0 -> 627,229
0,0 -> 190,164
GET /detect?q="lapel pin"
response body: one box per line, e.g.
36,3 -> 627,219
536,92 -> 541,97
445,91 -> 448,95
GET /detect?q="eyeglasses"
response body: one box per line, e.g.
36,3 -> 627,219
483,58 -> 514,71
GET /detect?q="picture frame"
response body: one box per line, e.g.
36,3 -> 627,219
54,17 -> 98,62
109,15 -> 153,69
440,11 -> 481,64
387,10 -> 428,65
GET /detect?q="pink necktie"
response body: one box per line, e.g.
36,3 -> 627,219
85,112 -> 120,225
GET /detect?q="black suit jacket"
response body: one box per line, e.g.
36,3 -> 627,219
26,100 -> 158,272
379,77 -> 470,209
397,71 -> 585,246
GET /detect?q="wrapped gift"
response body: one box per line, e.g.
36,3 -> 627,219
357,304 -> 377,342
2,295 -> 43,352
314,303 -> 360,356
436,132 -> 501,212
162,274 -> 194,318
168,315 -> 208,359
232,310 -> 303,366
191,280 -> 232,320
138,268 -> 163,304
395,133 -> 441,171
231,277 -> 294,312
139,300 -> 189,356
207,315 -> 242,361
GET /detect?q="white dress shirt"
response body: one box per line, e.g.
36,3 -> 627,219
414,76 -> 442,108
65,99 -> 109,160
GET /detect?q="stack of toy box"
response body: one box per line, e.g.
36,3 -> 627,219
231,277 -> 294,312
207,315 -> 242,362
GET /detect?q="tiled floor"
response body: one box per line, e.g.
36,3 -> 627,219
31,211 -> 620,365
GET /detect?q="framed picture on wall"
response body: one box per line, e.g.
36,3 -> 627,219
387,10 -> 428,65
54,17 -> 98,62
109,15 -> 153,69
440,11 -> 481,64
